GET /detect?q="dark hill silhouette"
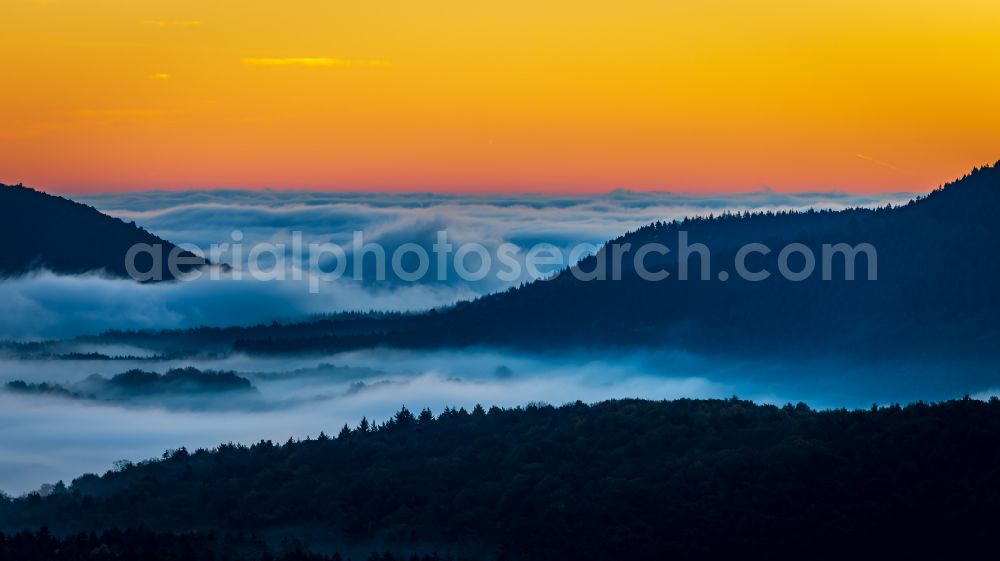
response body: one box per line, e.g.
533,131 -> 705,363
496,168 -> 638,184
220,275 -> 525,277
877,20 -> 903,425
5,367 -> 256,403
0,183 -> 206,279
422,161 -> 1000,355
0,528 -> 465,561
2,398 -> 998,560
90,161 -> 1000,360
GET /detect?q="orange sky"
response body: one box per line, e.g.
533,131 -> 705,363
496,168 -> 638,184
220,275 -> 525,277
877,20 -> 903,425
2,0 -> 998,193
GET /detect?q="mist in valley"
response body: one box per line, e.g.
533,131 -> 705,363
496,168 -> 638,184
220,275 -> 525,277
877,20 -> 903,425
1,345 -> 995,497
2,188 -> 993,500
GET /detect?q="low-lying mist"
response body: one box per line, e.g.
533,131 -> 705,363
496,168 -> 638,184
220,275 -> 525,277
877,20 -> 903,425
0,189 -> 915,341
1,347 -> 995,497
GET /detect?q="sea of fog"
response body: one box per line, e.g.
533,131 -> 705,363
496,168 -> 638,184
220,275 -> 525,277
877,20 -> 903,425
1,189 -> 915,340
2,188 -> 954,495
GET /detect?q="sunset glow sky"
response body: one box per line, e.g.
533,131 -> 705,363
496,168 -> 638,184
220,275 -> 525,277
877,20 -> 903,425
3,0 -> 999,193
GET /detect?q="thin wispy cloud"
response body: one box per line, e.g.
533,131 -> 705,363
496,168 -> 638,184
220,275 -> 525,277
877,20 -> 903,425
856,154 -> 911,176
71,108 -> 168,119
0,122 -> 62,140
144,19 -> 204,28
242,57 -> 390,68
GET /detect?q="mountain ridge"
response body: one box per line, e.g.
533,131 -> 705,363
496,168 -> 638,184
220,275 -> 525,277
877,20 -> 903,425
0,183 -> 206,280
2,397 -> 998,560
78,162 -> 1000,361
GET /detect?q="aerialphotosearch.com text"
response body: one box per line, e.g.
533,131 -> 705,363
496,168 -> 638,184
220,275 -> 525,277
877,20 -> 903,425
126,230 -> 878,293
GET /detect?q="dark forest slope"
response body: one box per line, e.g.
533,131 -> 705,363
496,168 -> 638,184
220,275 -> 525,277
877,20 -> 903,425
427,161 -> 1000,354
0,183 -> 206,279
2,398 -> 999,560
91,162 -> 1000,359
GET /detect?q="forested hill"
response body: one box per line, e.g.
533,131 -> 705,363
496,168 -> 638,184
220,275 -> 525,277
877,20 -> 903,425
0,183 -> 206,279
427,160 -> 1000,355
99,161 -> 1000,359
2,398 -> 999,560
